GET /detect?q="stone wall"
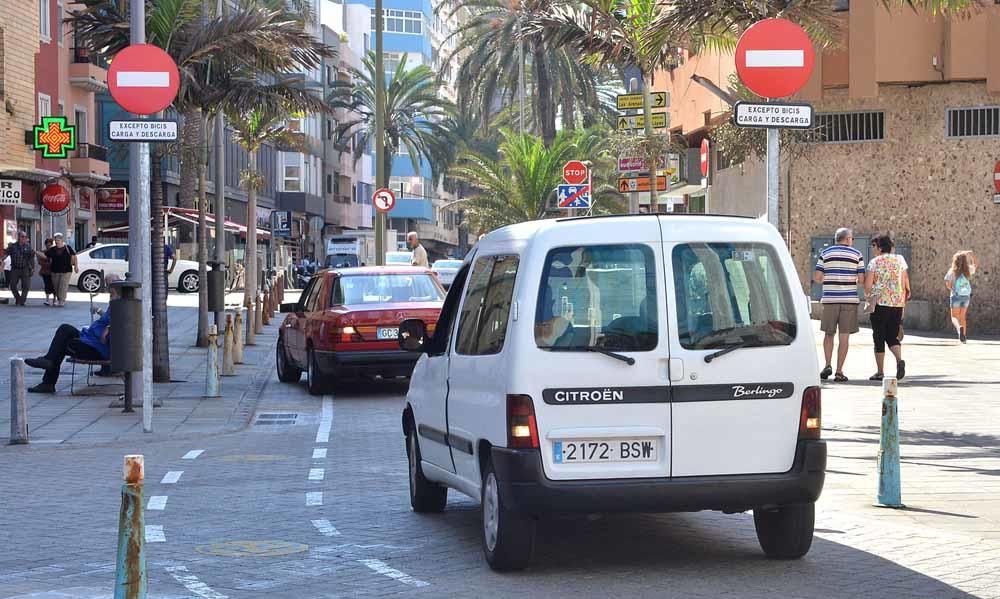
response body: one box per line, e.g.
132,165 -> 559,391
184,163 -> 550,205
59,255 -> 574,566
784,82 -> 1000,333
0,7 -> 39,172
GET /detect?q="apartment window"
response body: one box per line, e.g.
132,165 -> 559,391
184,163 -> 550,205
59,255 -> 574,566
325,174 -> 333,195
74,107 -> 87,143
39,0 -> 51,42
56,1 -> 63,46
38,93 -> 51,118
371,9 -> 423,34
384,52 -> 403,74
283,165 -> 301,192
287,117 -> 302,133
946,106 -> 1000,139
812,111 -> 884,143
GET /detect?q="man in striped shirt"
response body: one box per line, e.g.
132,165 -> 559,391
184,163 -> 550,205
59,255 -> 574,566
813,228 -> 865,382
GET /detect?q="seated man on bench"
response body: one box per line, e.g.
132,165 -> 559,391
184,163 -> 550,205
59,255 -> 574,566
24,275 -> 120,393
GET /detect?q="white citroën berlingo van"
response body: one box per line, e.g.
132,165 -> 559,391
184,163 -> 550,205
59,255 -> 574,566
398,214 -> 825,571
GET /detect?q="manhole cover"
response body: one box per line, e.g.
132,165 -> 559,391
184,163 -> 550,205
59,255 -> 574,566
195,540 -> 309,557
217,454 -> 291,463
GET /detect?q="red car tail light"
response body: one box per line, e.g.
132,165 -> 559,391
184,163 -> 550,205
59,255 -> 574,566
799,386 -> 821,440
507,394 -> 539,449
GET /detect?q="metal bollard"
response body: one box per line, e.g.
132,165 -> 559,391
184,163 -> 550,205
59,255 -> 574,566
233,310 -> 245,364
9,358 -> 28,445
204,325 -> 220,398
876,377 -> 904,508
222,315 -> 235,376
114,455 -> 147,599
255,295 -> 264,334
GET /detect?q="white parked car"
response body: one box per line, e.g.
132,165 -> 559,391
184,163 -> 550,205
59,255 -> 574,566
430,259 -> 462,288
71,243 -> 202,293
397,214 -> 824,571
385,251 -> 413,265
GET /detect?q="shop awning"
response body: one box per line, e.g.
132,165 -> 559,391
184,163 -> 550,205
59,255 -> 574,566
100,207 -> 271,239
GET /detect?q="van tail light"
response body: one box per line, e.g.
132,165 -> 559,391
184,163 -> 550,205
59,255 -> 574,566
799,386 -> 821,440
507,394 -> 540,449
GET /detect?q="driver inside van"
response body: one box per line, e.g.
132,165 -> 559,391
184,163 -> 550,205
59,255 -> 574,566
535,248 -> 602,347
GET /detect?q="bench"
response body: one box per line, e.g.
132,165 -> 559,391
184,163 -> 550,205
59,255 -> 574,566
67,356 -> 121,396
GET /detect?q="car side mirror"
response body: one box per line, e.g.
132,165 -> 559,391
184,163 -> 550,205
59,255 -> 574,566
280,302 -> 299,313
398,318 -> 428,352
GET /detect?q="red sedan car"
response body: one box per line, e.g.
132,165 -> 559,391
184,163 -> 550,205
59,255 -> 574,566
277,266 -> 445,394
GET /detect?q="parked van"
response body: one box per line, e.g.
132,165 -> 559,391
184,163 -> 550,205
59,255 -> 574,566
398,214 -> 825,571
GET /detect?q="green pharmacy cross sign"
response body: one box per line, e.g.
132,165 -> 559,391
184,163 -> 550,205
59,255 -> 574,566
33,116 -> 77,159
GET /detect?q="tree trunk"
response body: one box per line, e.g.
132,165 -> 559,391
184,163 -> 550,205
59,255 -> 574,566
563,93 -> 576,132
532,43 -> 556,147
196,110 -> 209,347
178,109 -> 201,210
244,150 -> 258,346
150,147 -> 170,383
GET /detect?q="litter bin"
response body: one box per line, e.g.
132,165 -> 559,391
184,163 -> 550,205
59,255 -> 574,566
109,280 -> 142,373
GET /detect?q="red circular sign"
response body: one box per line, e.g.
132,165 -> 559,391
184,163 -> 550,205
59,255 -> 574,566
108,44 -> 180,115
700,139 -> 710,177
42,184 -> 70,214
994,161 -> 1000,193
562,160 -> 589,185
735,19 -> 815,99
373,188 -> 396,213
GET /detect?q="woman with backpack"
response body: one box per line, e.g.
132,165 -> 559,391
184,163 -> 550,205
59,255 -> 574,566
945,250 -> 977,343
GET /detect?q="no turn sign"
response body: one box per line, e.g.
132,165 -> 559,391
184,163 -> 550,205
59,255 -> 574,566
735,19 -> 815,99
373,188 -> 396,213
108,44 -> 180,115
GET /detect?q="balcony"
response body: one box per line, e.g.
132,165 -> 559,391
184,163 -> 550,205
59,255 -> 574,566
328,199 -> 371,230
69,143 -> 111,187
69,46 -> 108,93
417,221 -> 459,246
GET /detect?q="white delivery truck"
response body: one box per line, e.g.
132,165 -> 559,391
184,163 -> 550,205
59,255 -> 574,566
326,233 -> 375,268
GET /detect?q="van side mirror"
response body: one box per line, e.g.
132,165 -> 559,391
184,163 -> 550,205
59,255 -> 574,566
399,319 -> 428,352
280,302 -> 299,313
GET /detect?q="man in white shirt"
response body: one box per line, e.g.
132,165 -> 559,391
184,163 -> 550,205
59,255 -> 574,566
408,232 -> 428,268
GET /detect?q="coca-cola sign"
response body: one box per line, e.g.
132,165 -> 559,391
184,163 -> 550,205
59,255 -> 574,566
42,184 -> 70,214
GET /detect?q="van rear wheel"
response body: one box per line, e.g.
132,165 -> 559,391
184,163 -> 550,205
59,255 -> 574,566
481,460 -> 535,571
753,502 -> 815,559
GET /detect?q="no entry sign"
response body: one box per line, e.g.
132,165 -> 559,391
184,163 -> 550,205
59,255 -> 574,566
735,19 -> 815,99
994,161 -> 1000,193
562,161 -> 589,185
108,44 -> 180,115
700,139 -> 710,177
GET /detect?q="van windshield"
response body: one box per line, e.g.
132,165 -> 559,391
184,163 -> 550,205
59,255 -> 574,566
672,243 -> 796,350
535,244 -> 657,352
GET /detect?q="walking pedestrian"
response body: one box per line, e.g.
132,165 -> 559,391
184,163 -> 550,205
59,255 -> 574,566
40,233 -> 78,307
945,250 -> 978,343
3,230 -> 36,306
1,253 -> 10,304
407,232 -> 429,268
813,228 -> 865,382
85,235 -> 99,249
39,238 -> 55,306
864,233 -> 910,381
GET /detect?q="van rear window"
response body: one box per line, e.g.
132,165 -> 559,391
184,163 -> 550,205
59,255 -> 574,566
535,244 -> 657,351
672,243 -> 796,350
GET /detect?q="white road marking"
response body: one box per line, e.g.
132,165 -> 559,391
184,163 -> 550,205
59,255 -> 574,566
311,519 -> 341,536
308,468 -> 325,481
147,496 -> 168,511
315,396 -> 333,443
359,558 -> 430,588
312,448 -> 327,459
745,49 -> 805,68
183,449 -> 205,460
161,471 -> 183,484
306,491 -> 323,506
145,525 -> 166,543
117,71 -> 171,87
166,565 -> 229,599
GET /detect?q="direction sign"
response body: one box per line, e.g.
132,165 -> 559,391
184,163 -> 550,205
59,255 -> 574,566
108,44 -> 180,115
373,187 -> 396,213
562,160 -> 589,185
617,112 -> 668,131
735,19 -> 815,99
994,160 -> 1000,193
616,92 -> 668,111
734,101 -> 813,129
557,184 -> 591,209
618,155 -> 668,173
700,139 -> 710,177
109,120 -> 178,141
618,175 -> 667,193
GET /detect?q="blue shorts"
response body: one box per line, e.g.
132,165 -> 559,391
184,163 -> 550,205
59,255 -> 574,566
951,295 -> 971,308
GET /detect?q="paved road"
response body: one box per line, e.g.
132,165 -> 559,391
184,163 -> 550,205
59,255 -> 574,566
2,324 -> 999,598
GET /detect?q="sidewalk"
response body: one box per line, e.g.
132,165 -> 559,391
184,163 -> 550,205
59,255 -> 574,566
0,289 -> 283,445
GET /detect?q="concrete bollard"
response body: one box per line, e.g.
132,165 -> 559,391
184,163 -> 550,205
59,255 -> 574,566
205,325 -> 220,398
233,309 -> 245,364
114,455 -> 147,599
222,314 -> 235,376
245,300 -> 257,346
255,295 -> 264,334
876,377 -> 904,508
262,290 -> 271,325
9,358 -> 28,445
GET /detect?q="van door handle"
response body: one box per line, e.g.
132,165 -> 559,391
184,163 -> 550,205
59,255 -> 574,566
668,358 -> 684,382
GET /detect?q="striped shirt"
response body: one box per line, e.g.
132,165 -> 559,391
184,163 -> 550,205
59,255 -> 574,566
815,245 -> 864,304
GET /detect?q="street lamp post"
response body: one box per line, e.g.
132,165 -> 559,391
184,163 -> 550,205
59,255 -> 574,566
374,0 -> 386,265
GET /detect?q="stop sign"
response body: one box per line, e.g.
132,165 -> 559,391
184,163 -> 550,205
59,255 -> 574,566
42,183 -> 70,214
735,19 -> 815,99
562,160 -> 589,185
700,139 -> 710,177
108,44 -> 180,115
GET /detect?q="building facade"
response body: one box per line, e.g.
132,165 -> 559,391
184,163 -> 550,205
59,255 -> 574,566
659,3 -> 1000,332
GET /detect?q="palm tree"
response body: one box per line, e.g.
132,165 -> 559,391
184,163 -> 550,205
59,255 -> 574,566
328,53 -> 455,184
